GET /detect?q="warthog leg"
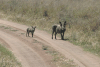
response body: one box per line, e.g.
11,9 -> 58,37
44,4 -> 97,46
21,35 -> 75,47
52,31 -> 54,39
62,32 -> 64,40
28,32 -> 29,37
52,25 -> 57,39
61,33 -> 63,40
31,32 -> 33,37
55,32 -> 57,39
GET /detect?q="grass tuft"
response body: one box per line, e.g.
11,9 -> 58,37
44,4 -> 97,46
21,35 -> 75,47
0,44 -> 22,67
42,45 -> 48,50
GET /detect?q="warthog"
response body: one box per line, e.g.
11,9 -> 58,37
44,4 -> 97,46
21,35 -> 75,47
26,26 -> 36,37
52,21 -> 66,40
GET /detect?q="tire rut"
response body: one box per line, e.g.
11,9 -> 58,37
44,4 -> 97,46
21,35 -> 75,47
0,30 -> 50,67
0,20 -> 100,67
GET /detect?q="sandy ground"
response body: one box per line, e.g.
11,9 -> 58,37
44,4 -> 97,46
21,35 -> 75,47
0,19 -> 100,67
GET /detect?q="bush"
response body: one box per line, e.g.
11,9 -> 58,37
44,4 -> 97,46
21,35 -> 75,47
1,0 -> 100,56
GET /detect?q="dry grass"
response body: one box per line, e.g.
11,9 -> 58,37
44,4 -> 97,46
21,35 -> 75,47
42,45 -> 76,67
0,44 -> 22,67
0,0 -> 100,56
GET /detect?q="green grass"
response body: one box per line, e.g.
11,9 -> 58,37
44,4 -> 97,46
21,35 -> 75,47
0,0 -> 100,56
0,44 -> 22,67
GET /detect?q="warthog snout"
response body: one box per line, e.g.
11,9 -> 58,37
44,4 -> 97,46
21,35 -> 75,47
52,21 -> 66,40
26,26 -> 36,37
61,27 -> 66,31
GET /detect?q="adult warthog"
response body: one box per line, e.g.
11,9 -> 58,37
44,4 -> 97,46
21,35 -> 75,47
52,21 -> 66,40
26,26 -> 36,37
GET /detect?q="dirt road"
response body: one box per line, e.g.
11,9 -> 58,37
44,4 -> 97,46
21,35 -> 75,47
0,19 -> 100,67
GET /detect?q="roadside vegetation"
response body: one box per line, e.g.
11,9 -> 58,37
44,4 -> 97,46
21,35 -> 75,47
42,45 -> 76,67
0,44 -> 22,67
0,24 -> 76,67
0,0 -> 100,56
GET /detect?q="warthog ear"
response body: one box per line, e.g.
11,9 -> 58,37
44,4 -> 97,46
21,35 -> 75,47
64,21 -> 66,25
31,26 -> 33,28
59,21 -> 62,26
34,26 -> 36,28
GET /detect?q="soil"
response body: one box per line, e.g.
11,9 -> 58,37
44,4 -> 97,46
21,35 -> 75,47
0,19 -> 100,67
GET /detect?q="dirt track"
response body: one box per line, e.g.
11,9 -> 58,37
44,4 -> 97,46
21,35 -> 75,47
0,19 -> 100,67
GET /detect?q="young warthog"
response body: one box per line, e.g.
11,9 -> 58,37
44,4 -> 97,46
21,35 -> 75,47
26,26 -> 36,37
52,21 -> 66,40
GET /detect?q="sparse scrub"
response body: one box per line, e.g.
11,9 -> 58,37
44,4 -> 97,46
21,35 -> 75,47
11,29 -> 18,32
0,0 -> 100,56
21,33 -> 25,35
45,46 -> 76,67
0,44 -> 22,67
42,45 -> 48,50
0,25 -> 18,32
4,27 -> 11,29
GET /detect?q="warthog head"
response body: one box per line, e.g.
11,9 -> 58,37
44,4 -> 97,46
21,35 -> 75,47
52,21 -> 66,40
26,26 -> 36,37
